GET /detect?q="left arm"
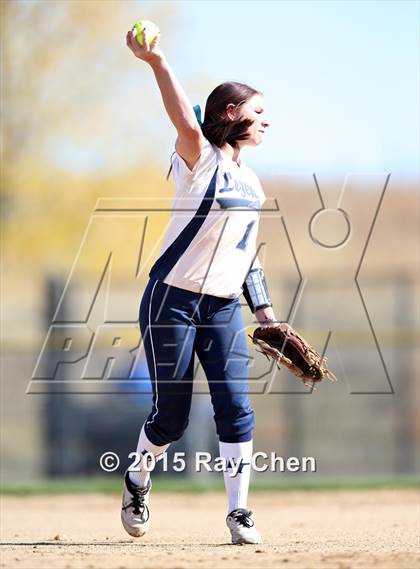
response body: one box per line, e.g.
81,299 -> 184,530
254,305 -> 277,326
242,258 -> 277,326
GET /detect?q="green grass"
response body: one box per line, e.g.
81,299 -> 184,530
1,476 -> 418,496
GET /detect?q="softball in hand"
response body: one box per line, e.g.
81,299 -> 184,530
133,20 -> 160,46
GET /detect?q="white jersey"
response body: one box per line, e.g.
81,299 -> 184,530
150,137 -> 265,299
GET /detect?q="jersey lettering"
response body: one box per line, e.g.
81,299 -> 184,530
236,220 -> 256,251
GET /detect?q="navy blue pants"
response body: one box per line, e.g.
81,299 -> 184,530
139,278 -> 255,445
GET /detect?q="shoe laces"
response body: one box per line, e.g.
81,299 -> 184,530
230,508 -> 254,528
123,480 -> 150,521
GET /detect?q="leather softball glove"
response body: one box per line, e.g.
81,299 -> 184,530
249,323 -> 337,387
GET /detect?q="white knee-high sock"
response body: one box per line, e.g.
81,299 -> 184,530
129,424 -> 170,488
219,440 -> 253,514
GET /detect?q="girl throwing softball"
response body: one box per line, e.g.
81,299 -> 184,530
123,23 -> 277,545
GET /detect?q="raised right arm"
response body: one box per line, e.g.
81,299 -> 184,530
126,27 -> 205,171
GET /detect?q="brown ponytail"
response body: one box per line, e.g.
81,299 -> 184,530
166,81 -> 261,180
202,81 -> 261,148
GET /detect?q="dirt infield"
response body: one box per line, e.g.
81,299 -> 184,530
1,490 -> 419,569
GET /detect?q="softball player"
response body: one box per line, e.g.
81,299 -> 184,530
123,25 -> 277,545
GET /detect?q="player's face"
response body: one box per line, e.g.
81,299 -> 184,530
240,94 -> 270,146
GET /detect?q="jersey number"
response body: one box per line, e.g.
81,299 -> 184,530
236,221 -> 255,251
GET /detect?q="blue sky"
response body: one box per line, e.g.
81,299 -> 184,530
157,0 -> 419,178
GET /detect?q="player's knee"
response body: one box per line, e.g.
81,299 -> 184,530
145,417 -> 190,445
214,404 -> 255,443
